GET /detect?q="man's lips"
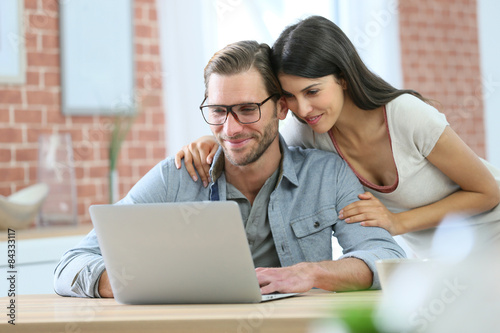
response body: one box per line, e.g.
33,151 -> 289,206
223,137 -> 252,148
304,114 -> 322,125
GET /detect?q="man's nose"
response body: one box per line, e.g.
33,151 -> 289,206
223,112 -> 244,136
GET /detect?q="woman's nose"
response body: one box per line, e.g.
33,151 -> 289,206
295,98 -> 312,117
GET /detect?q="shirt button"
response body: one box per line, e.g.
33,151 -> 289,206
314,221 -> 320,228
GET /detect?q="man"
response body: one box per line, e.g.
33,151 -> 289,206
54,41 -> 404,298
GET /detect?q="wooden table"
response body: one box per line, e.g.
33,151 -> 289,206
0,289 -> 381,332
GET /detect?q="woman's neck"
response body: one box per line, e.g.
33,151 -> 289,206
333,100 -> 385,143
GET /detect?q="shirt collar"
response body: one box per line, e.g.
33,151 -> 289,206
209,134 -> 299,187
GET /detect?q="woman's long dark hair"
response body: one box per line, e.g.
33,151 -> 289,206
271,15 -> 429,110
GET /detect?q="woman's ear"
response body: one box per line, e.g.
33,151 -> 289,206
277,96 -> 288,120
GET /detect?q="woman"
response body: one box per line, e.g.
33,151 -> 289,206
176,16 -> 500,258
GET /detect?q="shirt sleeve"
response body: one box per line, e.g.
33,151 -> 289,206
53,160 -> 172,298
332,159 -> 407,289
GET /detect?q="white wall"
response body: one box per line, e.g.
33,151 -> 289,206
478,0 -> 500,167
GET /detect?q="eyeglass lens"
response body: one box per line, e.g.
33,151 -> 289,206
203,104 -> 260,125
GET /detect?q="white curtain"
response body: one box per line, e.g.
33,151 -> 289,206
157,0 -> 217,155
478,0 -> 500,167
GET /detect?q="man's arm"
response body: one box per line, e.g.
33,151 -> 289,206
54,159 -> 181,298
256,258 -> 372,294
98,270 -> 113,297
53,229 -> 107,297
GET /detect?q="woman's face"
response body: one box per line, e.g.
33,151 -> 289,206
278,74 -> 346,134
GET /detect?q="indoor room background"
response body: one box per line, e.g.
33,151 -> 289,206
0,0 -> 498,227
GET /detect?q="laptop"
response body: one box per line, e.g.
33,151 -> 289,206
89,201 -> 298,304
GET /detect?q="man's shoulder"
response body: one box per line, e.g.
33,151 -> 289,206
286,144 -> 344,164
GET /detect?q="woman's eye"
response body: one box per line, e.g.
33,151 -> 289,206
283,93 -> 294,99
307,90 -> 319,96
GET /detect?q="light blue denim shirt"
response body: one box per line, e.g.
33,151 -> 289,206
54,135 -> 405,297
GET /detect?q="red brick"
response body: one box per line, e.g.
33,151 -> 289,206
135,7 -> 143,20
77,183 -> 97,197
135,43 -> 146,55
148,8 -> 157,21
70,116 -> 95,125
150,44 -> 160,55
44,72 -> 60,86
0,149 -> 11,162
42,34 -> 59,50
28,52 -> 59,67
142,94 -> 162,107
26,91 -> 57,105
0,185 -> 11,196
25,0 -> 39,10
151,111 -> 165,124
46,109 -> 66,124
135,24 -> 152,38
29,166 -> 37,182
29,14 -> 58,31
0,167 -> 25,182
137,129 -> 160,141
41,0 -> 59,14
26,128 -> 54,143
74,166 -> 85,179
0,90 -> 23,104
128,146 -> 147,159
27,71 -> 40,86
15,148 -> 38,162
90,166 -> 109,178
0,109 -> 10,123
152,146 -> 166,160
73,145 -> 95,162
24,33 -> 39,50
14,109 -> 43,123
136,60 -> 155,72
117,164 -> 133,177
0,128 -> 23,143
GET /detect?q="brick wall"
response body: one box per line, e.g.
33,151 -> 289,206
0,0 -> 165,224
399,0 -> 485,156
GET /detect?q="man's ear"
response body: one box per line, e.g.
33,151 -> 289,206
277,96 -> 288,120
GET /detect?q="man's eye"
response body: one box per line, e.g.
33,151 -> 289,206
238,105 -> 258,112
210,108 -> 226,113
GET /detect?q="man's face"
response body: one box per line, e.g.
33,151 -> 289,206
206,68 -> 285,166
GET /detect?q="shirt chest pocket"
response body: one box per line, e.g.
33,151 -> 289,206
290,207 -> 337,262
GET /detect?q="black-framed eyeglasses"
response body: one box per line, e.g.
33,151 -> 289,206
200,94 -> 278,126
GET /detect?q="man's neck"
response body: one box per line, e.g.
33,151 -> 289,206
223,138 -> 282,205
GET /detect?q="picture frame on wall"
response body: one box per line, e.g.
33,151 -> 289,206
59,0 -> 136,116
0,0 -> 26,85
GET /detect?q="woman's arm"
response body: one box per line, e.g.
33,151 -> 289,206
174,135 -> 218,187
341,126 -> 500,235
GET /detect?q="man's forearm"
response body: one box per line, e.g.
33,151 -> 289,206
256,258 -> 373,294
312,258 -> 373,291
98,270 -> 114,298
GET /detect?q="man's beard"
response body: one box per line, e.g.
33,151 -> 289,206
218,114 -> 279,167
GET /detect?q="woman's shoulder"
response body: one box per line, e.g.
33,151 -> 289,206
386,93 -> 448,126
